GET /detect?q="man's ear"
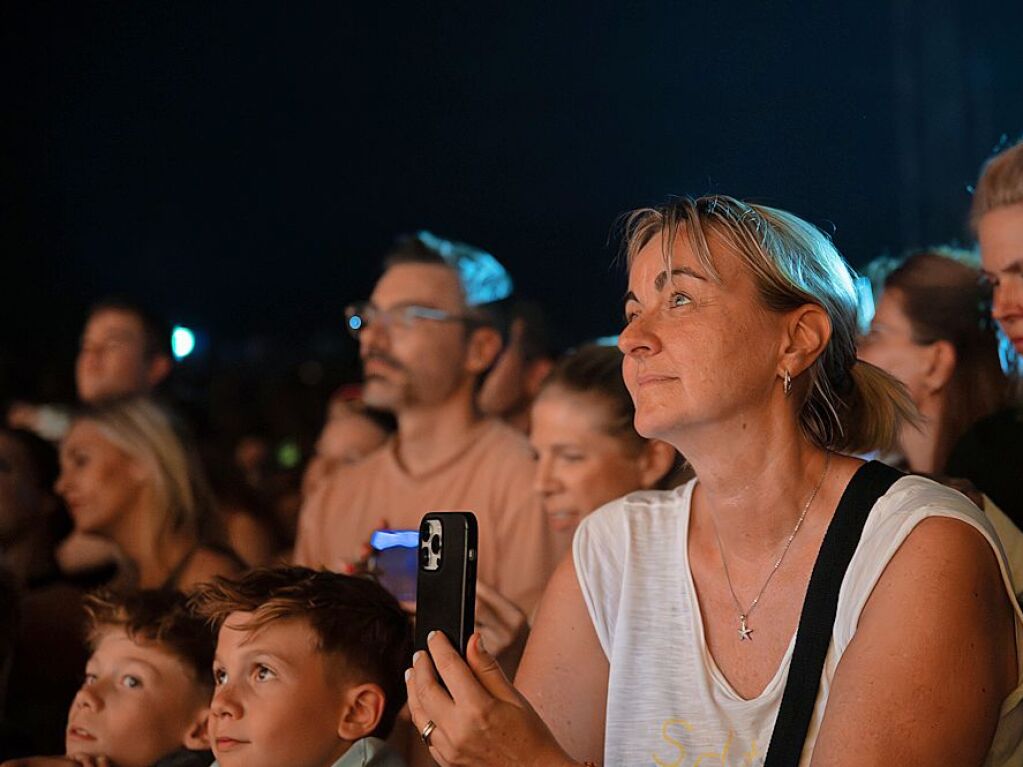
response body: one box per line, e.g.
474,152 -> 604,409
638,440 -> 679,489
466,326 -> 503,375
146,354 -> 173,388
779,304 -> 832,383
336,683 -> 386,741
182,706 -> 211,750
922,339 -> 957,395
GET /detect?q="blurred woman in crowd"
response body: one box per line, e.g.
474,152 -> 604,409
530,343 -> 681,534
405,196 -> 1022,767
859,247 -> 1023,526
55,397 -> 241,592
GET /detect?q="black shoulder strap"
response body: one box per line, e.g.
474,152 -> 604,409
764,460 -> 904,767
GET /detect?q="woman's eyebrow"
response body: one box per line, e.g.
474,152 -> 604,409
654,267 -> 706,292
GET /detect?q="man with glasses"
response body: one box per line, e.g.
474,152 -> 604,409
294,233 -> 566,624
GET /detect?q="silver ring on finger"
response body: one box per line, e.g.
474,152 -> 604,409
421,719 -> 438,746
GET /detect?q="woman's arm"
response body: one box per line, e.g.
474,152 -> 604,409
516,553 -> 610,764
811,517 -> 1017,766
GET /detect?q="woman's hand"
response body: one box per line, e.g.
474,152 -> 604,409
475,581 -> 529,666
405,630 -> 578,767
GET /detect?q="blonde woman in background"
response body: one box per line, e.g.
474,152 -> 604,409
56,397 -> 241,592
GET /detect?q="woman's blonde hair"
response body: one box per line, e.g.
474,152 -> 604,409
76,397 -> 219,566
970,137 -> 1023,231
622,195 -> 917,454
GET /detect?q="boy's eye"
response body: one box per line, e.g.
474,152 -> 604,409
121,675 -> 142,689
255,664 -> 276,682
213,668 -> 227,685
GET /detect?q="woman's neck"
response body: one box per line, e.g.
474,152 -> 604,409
675,408 -> 835,559
106,500 -> 197,589
900,392 -> 943,474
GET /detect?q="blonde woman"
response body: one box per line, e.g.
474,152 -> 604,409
405,196 -> 1023,766
56,397 -> 241,591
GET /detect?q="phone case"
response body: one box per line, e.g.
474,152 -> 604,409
414,511 -> 478,657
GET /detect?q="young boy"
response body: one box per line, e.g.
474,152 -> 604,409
1,588 -> 215,767
190,566 -> 411,767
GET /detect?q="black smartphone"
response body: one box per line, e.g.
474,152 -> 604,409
414,511 -> 478,657
369,529 -> 419,603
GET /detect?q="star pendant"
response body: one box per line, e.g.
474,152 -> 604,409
738,615 -> 753,642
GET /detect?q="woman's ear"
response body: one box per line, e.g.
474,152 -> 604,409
182,706 -> 211,750
922,339 -> 957,395
466,326 -> 503,375
780,304 -> 832,379
638,439 -> 679,489
336,682 -> 386,742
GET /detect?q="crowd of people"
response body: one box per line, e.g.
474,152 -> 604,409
1,137 -> 1022,767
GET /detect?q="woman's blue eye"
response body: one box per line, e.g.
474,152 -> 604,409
83,673 -> 97,686
669,292 -> 691,308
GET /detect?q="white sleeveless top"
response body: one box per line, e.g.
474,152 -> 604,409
573,475 -> 1023,766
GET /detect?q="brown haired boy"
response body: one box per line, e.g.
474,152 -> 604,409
190,566 -> 411,767
2,589 -> 215,767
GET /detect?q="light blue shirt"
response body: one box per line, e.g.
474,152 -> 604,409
210,736 -> 406,767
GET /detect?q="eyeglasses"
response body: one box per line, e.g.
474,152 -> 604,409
344,301 -> 472,338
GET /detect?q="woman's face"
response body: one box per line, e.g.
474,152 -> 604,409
529,388 -> 647,532
56,421 -> 146,537
618,232 -> 783,445
857,288 -> 931,405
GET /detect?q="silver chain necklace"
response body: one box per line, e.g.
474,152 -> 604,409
710,451 -> 831,642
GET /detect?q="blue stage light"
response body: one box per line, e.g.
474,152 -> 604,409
171,326 -> 196,360
348,314 -> 363,332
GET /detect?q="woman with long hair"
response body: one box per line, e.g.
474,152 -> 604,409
56,397 -> 241,591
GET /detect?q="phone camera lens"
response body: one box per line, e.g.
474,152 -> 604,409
430,535 -> 441,555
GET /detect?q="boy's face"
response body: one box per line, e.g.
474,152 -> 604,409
210,614 -> 351,767
66,628 -> 209,767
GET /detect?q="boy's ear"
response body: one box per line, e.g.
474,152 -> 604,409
182,706 -> 211,751
336,682 -> 386,741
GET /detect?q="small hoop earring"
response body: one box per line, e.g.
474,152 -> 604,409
783,369 -> 792,396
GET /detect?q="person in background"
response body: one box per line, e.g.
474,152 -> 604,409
294,233 -> 561,620
477,301 -> 557,433
55,397 -> 241,592
7,298 -> 176,583
301,385 -> 395,502
858,249 -> 1023,581
1,588 -> 216,767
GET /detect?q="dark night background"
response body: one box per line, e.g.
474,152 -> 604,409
2,1 -> 1022,435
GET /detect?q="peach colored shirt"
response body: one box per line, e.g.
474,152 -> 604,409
294,419 -> 566,616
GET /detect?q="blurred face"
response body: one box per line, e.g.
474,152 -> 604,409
618,233 -> 782,444
358,264 -> 474,412
301,412 -> 389,498
76,310 -> 160,403
530,388 -> 646,532
978,203 -> 1023,354
210,615 -> 350,767
856,288 -> 933,404
0,434 -> 42,545
66,629 -> 208,767
56,421 -> 146,538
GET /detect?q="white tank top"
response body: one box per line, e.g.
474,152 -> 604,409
573,475 -> 1023,766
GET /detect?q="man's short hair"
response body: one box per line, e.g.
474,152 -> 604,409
83,588 -> 216,694
190,566 -> 413,738
970,136 -> 1023,231
382,231 -> 513,324
87,297 -> 174,360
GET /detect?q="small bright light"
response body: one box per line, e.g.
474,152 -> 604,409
593,335 -> 619,347
348,315 -> 363,331
171,326 -> 196,360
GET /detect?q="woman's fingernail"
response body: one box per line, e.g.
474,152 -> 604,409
405,667 -> 413,681
428,630 -> 437,641
413,650 -> 424,664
